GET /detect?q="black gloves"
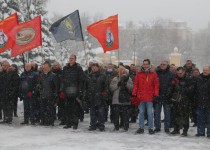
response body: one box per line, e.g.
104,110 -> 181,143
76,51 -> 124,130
117,81 -> 122,87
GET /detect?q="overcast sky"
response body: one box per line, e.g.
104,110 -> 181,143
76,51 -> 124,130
47,0 -> 210,31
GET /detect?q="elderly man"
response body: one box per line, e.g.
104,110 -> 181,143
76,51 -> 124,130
20,63 -> 38,125
195,66 -> 210,138
154,60 -> 174,133
0,61 -> 20,124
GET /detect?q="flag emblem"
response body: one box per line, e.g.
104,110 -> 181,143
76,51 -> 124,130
87,14 -> 119,52
64,19 -> 74,34
106,27 -> 114,47
16,28 -> 36,46
0,30 -> 8,48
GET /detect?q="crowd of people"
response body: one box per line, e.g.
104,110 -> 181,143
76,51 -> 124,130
0,55 -> 210,139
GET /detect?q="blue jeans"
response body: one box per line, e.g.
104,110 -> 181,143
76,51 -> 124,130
154,102 -> 171,129
197,107 -> 210,136
90,105 -> 105,129
138,102 -> 153,129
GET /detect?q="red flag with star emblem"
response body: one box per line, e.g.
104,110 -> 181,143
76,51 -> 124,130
87,15 -> 119,53
9,16 -> 42,57
0,13 -> 18,53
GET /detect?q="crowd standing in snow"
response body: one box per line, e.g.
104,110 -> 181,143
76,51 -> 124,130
0,56 -> 210,139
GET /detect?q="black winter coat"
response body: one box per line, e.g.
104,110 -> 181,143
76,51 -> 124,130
156,66 -> 174,101
52,68 -> 62,89
0,69 -> 20,101
39,71 -> 59,101
86,71 -> 108,107
20,71 -> 38,97
61,63 -> 84,97
0,71 -> 7,99
129,70 -> 136,82
195,74 -> 210,110
168,75 -> 195,106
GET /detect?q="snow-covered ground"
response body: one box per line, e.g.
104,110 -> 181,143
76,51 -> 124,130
0,101 -> 209,150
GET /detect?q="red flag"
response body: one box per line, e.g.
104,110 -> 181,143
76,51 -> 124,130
87,15 -> 119,53
9,16 -> 42,57
0,13 -> 18,53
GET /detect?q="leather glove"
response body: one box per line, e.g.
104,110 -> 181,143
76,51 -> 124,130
117,81 -> 122,87
58,92 -> 65,100
153,96 -> 159,103
27,91 -> 33,98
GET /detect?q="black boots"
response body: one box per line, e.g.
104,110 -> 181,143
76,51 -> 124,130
170,129 -> 180,135
181,131 -> 188,137
136,128 -> 144,134
149,129 -> 155,135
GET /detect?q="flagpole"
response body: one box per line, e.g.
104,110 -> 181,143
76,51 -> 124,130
22,54 -> 26,72
118,49 -> 121,78
26,0 -> 32,63
60,42 -> 65,67
77,10 -> 88,67
83,41 -> 88,66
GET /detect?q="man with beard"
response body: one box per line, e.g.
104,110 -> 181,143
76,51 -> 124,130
195,66 -> 210,138
169,67 -> 194,136
183,60 -> 195,78
59,55 -> 84,129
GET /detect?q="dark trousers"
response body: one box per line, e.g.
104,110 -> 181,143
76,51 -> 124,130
112,104 -> 130,130
154,102 -> 171,129
104,105 -> 109,122
65,96 -> 79,127
2,100 -> 13,122
58,100 -> 66,123
191,104 -> 197,125
0,101 -> 2,119
40,98 -> 55,125
197,107 -> 210,136
90,105 -> 105,129
129,105 -> 138,122
78,104 -> 84,121
34,97 -> 41,123
172,103 -> 190,132
13,98 -> 18,116
23,98 -> 35,123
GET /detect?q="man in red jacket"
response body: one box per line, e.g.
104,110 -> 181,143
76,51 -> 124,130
132,59 -> 159,134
